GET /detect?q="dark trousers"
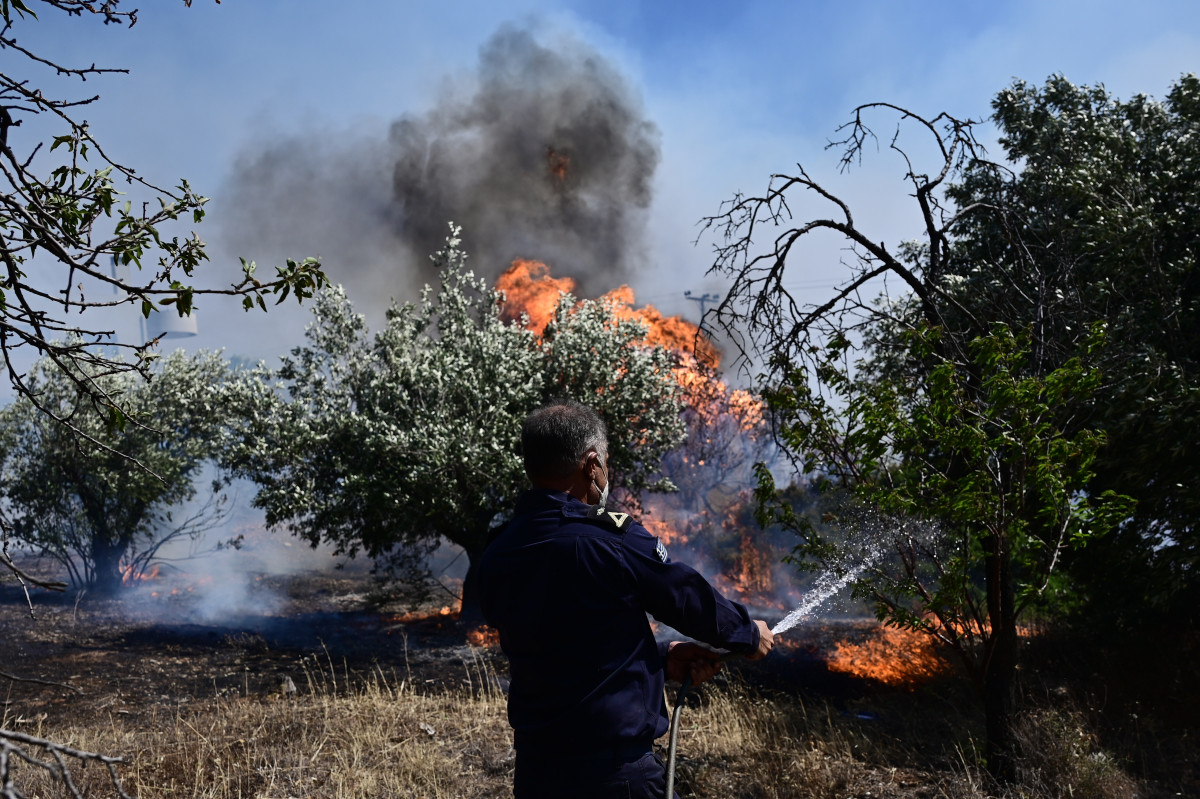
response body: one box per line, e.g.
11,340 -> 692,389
513,749 -> 679,799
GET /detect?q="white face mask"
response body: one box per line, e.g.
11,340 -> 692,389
594,461 -> 610,507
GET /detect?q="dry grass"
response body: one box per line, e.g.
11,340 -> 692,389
1010,707 -> 1143,799
647,673 -> 1155,799
669,679 -> 982,798
8,650 -> 515,799
6,655 -> 1156,799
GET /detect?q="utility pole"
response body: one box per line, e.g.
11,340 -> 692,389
684,290 -> 720,321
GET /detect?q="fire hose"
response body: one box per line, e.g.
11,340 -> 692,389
664,651 -> 743,799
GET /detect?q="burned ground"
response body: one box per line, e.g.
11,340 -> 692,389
1,565 -> 1194,798
1,569 -> 880,730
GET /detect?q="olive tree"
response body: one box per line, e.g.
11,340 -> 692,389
0,349 -> 241,595
227,227 -> 686,612
0,2 -> 325,793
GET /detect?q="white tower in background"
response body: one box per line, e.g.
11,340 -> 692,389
145,310 -> 199,343
112,256 -> 199,344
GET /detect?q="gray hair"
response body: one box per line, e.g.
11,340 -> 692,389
522,400 -> 608,480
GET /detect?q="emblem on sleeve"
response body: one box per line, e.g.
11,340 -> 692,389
655,538 -> 669,563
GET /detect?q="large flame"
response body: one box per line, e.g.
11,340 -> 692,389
825,624 -> 951,688
495,259 -> 720,367
496,259 -> 575,330
493,260 -> 789,613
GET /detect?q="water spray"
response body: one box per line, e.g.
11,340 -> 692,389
770,562 -> 869,636
665,554 -> 881,797
663,507 -> 937,795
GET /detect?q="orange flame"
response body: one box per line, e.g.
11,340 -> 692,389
599,286 -> 720,368
547,147 -> 570,181
494,259 -> 719,367
384,605 -> 458,625
121,563 -> 161,586
825,624 -> 950,688
467,624 -> 501,648
496,259 -> 575,331
674,366 -> 765,435
713,525 -> 784,610
643,518 -> 688,547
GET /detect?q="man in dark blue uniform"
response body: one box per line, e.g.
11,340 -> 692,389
478,400 -> 773,798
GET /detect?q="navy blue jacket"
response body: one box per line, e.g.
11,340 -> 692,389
477,488 -> 760,755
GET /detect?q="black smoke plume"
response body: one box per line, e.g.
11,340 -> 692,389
220,24 -> 661,308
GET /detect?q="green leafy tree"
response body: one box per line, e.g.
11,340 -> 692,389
0,3 -> 326,794
226,227 -> 686,612
941,75 -> 1200,624
700,98 -> 1136,779
0,349 -> 240,595
0,0 -> 329,595
755,324 -> 1132,777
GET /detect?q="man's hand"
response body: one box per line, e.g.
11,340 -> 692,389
746,620 -> 774,661
665,641 -> 722,685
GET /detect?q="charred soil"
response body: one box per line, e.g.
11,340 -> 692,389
1,569 -> 1192,798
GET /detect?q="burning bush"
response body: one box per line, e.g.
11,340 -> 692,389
496,257 -> 801,616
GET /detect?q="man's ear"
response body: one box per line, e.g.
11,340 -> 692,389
585,449 -> 603,481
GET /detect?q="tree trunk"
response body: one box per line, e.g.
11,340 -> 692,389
983,530 -> 1019,783
458,541 -> 488,627
90,535 -> 126,596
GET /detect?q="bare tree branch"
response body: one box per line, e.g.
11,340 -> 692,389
0,727 -> 133,799
0,0 -> 325,449
700,104 -> 991,378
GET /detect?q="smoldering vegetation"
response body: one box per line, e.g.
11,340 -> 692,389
220,24 -> 660,312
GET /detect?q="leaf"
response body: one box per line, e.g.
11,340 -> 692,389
2,0 -> 37,23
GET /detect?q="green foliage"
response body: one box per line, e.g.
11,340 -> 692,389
0,349 -> 239,593
0,0 -> 327,419
225,227 -> 685,599
941,75 -> 1200,620
701,89 -> 1166,774
760,324 -> 1133,662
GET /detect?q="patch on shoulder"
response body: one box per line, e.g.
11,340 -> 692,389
587,504 -> 634,532
654,538 -> 669,563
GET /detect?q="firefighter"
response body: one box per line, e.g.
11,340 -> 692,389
478,399 -> 773,799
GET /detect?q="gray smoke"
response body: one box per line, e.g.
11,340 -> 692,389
220,24 -> 661,309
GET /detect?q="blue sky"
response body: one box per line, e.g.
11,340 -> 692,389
14,0 -> 1200,361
